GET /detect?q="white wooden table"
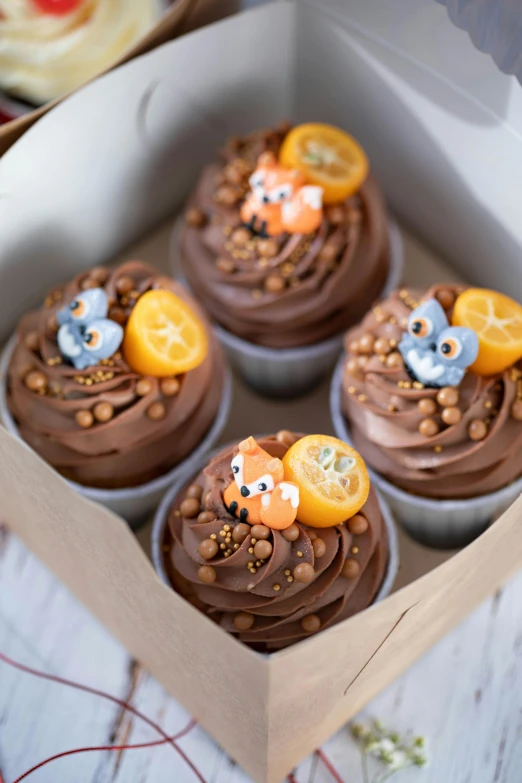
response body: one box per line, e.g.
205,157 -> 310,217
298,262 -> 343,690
1,523 -> 521,783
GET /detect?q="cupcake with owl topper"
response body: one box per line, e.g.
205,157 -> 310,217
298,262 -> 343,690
178,122 -> 403,397
153,431 -> 398,652
330,284 -> 522,548
1,260 -> 231,527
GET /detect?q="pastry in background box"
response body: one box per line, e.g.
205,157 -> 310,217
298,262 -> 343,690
161,433 -> 391,652
0,0 -> 165,106
338,285 -> 522,500
5,260 -> 226,489
182,122 -> 392,349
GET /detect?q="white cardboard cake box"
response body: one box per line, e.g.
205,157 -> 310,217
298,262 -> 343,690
1,2 -> 522,782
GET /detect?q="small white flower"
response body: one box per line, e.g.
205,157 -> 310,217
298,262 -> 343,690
389,750 -> 408,769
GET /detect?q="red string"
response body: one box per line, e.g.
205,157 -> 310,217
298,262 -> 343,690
315,748 -> 345,783
0,651 -> 206,783
287,773 -> 298,783
12,720 -> 196,783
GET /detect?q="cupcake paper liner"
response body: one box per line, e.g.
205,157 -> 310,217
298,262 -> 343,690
171,218 -> 404,398
0,335 -> 233,529
150,442 -> 400,632
330,355 -> 522,549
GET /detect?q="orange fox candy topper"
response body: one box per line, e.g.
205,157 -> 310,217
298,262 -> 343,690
240,151 -> 323,237
223,436 -> 300,530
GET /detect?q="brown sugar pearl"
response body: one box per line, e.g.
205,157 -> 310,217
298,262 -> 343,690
293,563 -> 315,583
348,514 -> 368,535
257,238 -> 278,258
215,185 -> 239,206
160,378 -> 180,396
147,402 -> 166,420
441,406 -> 462,425
24,331 -> 40,352
47,314 -> 59,334
254,540 -> 273,560
301,614 -> 321,634
231,227 -> 251,247
374,338 -> 391,355
251,524 -> 270,540
386,352 -> 402,368
436,288 -> 456,310
216,257 -> 236,274
312,538 -> 326,558
326,205 -> 346,225
419,418 -> 439,437
511,400 -> 522,420
418,398 -> 437,416
198,565 -> 216,584
282,524 -> 300,542
185,207 -> 206,228
358,333 -> 375,354
468,419 -> 487,441
265,274 -> 285,293
199,538 -> 218,560
436,386 -> 459,407
318,243 -> 337,264
90,266 -> 108,284
75,410 -> 94,428
81,277 -> 97,290
342,558 -> 360,579
136,378 -> 153,396
116,276 -> 134,295
232,523 -> 250,544
223,163 -> 244,185
276,430 -> 297,447
25,371 -> 47,392
234,612 -> 255,631
186,484 -> 203,500
109,306 -> 127,326
197,511 -> 215,525
180,498 -> 201,518
93,402 -> 114,423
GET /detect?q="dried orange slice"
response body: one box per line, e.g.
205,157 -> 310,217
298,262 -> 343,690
279,123 -> 369,204
453,288 -> 522,375
282,435 -> 370,528
123,290 -> 208,377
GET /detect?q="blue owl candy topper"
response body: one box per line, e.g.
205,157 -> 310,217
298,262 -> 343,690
398,299 -> 479,388
57,288 -> 124,370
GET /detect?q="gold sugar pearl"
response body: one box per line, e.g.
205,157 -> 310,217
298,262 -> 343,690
272,584 -> 281,592
419,418 -> 439,437
441,406 -> 462,426
436,386 -> 459,407
468,419 -> 487,441
358,334 -> 375,354
301,614 -> 321,634
511,400 -> 522,420
418,398 -> 437,416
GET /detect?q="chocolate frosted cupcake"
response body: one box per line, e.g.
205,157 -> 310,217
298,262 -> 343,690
179,123 -> 402,396
331,284 -> 522,547
1,260 -> 231,525
154,433 -> 397,651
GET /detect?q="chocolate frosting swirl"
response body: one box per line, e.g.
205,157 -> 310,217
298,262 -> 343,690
6,261 -> 225,489
162,435 -> 389,652
341,285 -> 522,499
181,125 -> 391,348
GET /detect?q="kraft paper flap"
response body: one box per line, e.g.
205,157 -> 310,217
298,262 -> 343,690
0,425 -> 270,773
2,415 -> 522,781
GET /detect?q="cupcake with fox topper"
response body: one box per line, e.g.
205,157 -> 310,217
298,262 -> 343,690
330,284 -> 522,548
177,122 -> 403,397
152,431 -> 398,652
0,260 -> 231,527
